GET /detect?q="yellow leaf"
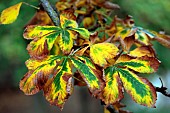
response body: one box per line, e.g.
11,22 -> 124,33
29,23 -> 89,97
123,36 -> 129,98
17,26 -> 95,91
90,43 -> 119,67
0,2 -> 22,24
129,46 -> 156,57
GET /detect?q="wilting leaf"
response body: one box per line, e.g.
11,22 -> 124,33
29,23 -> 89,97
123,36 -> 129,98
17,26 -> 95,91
129,46 -> 156,57
44,58 -> 73,109
151,31 -> 170,48
119,36 -> 135,52
102,66 -> 123,105
117,68 -> 157,107
71,56 -> 103,94
90,43 -> 119,67
0,2 -> 22,24
25,9 -> 53,26
20,55 -> 62,95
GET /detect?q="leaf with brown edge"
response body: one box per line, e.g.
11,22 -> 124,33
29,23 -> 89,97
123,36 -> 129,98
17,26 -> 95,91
117,68 -> 157,107
129,46 -> 156,57
90,43 -> 119,67
0,2 -> 22,24
116,55 -> 160,73
20,55 -> 63,95
26,28 -> 61,58
70,56 -> 104,96
102,66 -> 124,105
44,58 -> 73,109
139,56 -> 160,73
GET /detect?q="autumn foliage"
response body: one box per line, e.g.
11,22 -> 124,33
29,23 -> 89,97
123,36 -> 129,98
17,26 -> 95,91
0,0 -> 170,112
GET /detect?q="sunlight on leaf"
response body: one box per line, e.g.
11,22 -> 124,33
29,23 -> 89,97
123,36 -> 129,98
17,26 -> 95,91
0,2 -> 22,24
90,43 -> 119,67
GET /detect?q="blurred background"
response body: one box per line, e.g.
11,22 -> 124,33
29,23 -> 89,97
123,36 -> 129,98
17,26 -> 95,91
0,0 -> 170,113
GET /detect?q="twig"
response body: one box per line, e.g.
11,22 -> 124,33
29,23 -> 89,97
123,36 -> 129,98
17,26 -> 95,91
39,0 -> 60,26
23,2 -> 40,10
155,78 -> 170,97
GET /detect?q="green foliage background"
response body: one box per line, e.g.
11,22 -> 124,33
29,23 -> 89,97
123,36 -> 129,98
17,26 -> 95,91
0,0 -> 170,113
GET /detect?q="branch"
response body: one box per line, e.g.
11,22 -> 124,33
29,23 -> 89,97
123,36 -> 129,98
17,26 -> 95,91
155,78 -> 170,97
39,0 -> 60,26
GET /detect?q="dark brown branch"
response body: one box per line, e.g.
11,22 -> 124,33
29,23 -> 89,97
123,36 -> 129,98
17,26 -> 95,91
156,78 -> 170,97
39,0 -> 60,26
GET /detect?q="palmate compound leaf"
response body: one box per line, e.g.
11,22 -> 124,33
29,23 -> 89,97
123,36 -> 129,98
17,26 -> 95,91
24,13 -> 90,56
20,55 -> 63,95
102,55 -> 159,107
70,56 -> 104,95
44,57 -> 73,109
24,26 -> 61,57
0,2 -> 22,24
90,43 -> 119,67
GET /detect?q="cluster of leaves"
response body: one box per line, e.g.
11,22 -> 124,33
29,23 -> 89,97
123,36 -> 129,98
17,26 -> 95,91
0,0 -> 170,112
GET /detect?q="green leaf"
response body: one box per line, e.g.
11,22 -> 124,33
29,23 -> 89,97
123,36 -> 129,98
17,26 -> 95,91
117,68 -> 156,107
58,30 -> 74,54
69,27 -> 90,39
70,57 -> 103,93
44,58 -> 73,109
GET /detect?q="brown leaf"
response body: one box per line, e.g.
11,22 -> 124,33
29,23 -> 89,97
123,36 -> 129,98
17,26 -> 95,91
25,9 -> 53,27
119,36 -> 135,52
